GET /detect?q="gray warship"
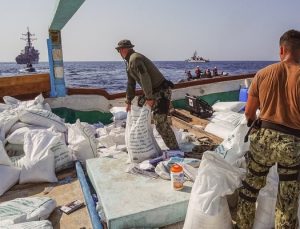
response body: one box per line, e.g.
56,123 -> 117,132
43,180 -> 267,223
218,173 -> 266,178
15,27 -> 40,65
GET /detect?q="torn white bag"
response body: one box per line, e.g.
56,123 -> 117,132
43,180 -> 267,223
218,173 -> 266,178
184,151 -> 243,229
214,117 -> 250,164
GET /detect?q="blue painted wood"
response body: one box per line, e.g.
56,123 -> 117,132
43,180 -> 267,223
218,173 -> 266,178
55,78 -> 66,97
50,0 -> 86,31
47,38 -> 57,97
76,161 -> 103,229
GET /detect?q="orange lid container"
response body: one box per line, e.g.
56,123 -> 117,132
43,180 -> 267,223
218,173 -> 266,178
170,164 -> 183,173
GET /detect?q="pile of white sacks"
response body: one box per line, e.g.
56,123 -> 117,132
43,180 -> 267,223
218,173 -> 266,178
2,96 -> 296,229
0,94 -> 98,197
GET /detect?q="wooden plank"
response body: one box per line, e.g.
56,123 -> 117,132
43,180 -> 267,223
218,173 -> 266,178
0,74 -> 51,99
171,109 -> 223,144
0,73 -> 51,102
0,169 -> 93,229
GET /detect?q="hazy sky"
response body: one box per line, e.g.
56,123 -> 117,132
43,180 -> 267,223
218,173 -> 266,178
1,0 -> 299,62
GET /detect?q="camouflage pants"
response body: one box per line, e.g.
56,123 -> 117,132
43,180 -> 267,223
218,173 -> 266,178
152,88 -> 179,150
236,128 -> 300,229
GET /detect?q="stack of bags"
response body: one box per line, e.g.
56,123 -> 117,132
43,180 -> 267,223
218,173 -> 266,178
0,95 -> 98,197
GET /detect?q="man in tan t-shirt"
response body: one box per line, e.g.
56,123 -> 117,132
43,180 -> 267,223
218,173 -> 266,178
236,30 -> 300,229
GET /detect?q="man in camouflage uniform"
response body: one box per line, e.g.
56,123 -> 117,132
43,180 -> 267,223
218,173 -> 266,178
116,39 -> 179,150
236,30 -> 300,229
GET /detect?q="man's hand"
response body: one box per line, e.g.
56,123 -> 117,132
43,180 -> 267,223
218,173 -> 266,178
146,99 -> 155,108
126,103 -> 131,112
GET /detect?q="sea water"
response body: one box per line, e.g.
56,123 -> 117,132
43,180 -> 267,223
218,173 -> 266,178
0,61 -> 275,93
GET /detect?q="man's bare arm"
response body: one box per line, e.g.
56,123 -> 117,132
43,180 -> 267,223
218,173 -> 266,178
245,95 -> 260,124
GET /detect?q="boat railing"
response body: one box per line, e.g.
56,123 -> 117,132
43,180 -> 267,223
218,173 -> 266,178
0,73 -> 255,102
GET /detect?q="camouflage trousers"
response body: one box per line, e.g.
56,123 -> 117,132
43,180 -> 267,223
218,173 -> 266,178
236,128 -> 300,229
152,88 -> 179,150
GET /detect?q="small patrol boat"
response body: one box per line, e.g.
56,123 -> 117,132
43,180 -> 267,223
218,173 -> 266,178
186,51 -> 210,62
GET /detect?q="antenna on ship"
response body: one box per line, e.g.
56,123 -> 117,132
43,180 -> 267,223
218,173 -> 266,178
21,27 -> 37,48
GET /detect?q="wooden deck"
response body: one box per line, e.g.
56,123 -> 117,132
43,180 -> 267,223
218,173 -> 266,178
171,109 -> 223,144
0,169 -> 93,229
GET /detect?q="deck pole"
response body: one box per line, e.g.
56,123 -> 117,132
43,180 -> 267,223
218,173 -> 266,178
47,38 -> 57,97
47,30 -> 66,97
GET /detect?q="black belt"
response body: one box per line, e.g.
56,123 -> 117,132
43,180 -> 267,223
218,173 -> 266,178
244,119 -> 300,142
153,80 -> 174,93
260,120 -> 300,138
152,81 -> 165,93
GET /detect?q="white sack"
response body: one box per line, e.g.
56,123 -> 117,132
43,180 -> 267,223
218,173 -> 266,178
0,109 -> 19,141
18,109 -> 66,132
2,96 -> 20,105
0,220 -> 53,229
3,95 -> 49,111
6,126 -> 45,145
184,151 -> 243,229
110,106 -> 127,121
125,105 -> 161,163
67,120 -> 97,164
97,127 -> 126,148
0,103 -> 12,112
19,130 -> 59,184
214,117 -> 250,164
50,141 -> 73,172
204,121 -> 236,139
0,197 -> 56,225
0,165 -> 20,196
253,165 -> 279,229
184,197 -> 232,229
209,111 -> 244,127
0,141 -> 11,166
8,122 -> 34,135
212,101 -> 246,112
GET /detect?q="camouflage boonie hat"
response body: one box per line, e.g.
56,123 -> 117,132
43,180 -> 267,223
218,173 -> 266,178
115,39 -> 134,50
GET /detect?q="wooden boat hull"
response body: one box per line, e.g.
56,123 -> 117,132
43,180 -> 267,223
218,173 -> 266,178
0,73 -> 253,124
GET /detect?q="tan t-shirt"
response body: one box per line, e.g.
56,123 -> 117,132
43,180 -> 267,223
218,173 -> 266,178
249,62 -> 300,130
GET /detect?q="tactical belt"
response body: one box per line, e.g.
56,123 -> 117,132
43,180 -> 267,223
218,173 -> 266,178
242,180 -> 260,194
261,120 -> 300,138
278,163 -> 300,171
239,192 -> 257,203
152,81 -> 165,93
152,79 -> 174,93
244,119 -> 261,142
279,173 -> 299,181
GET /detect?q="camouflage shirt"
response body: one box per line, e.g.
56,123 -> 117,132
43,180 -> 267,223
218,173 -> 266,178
125,51 -> 165,103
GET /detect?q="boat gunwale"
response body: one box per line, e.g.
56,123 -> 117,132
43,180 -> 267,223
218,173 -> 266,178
0,73 -> 254,102
67,73 -> 255,100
